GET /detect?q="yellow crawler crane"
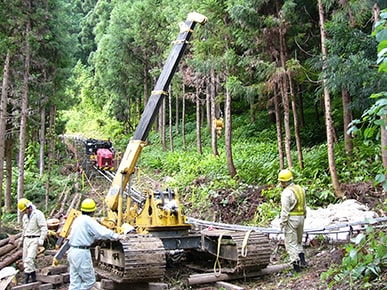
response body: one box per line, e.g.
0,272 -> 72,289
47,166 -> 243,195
54,12 -> 271,284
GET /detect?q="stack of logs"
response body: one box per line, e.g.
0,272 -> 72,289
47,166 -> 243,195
0,232 -> 71,289
0,233 -> 22,270
9,265 -> 69,290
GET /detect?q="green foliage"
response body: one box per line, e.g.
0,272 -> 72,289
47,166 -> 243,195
373,9 -> 387,73
321,225 -> 387,289
251,200 -> 279,226
1,212 -> 18,224
250,187 -> 281,226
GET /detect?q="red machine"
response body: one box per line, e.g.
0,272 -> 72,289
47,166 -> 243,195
85,138 -> 115,171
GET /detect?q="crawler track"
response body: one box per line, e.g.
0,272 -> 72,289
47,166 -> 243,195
95,236 -> 166,283
230,231 -> 272,272
196,229 -> 271,273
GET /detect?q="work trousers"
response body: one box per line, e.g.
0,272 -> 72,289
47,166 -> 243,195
68,248 -> 96,290
284,215 -> 304,263
23,237 -> 39,273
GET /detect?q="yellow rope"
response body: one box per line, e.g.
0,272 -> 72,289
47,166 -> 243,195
213,233 -> 223,277
241,230 -> 252,257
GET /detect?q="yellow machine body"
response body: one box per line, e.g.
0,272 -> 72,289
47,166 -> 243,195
135,189 -> 190,234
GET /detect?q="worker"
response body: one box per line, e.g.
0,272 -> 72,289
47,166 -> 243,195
67,198 -> 126,290
18,198 -> 48,284
213,117 -> 224,138
278,169 -> 307,272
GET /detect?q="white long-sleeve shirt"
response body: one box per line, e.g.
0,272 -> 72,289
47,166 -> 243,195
68,214 -> 118,247
22,205 -> 48,245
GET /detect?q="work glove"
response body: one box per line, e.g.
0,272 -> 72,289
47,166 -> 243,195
52,258 -> 59,267
38,239 -> 44,246
116,234 -> 127,241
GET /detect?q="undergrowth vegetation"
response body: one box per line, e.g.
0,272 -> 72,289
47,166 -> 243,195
321,225 -> 387,289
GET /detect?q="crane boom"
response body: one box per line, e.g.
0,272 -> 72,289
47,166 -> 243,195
103,12 -> 207,227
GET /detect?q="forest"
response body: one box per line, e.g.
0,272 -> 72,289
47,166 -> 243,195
0,0 -> 387,289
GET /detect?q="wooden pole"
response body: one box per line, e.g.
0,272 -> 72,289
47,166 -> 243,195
187,264 -> 290,286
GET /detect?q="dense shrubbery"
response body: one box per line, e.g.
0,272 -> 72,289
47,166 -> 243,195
321,225 -> 387,289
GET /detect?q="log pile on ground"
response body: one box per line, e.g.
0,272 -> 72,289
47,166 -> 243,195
0,233 -> 22,271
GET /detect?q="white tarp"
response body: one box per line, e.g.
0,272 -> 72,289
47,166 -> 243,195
270,199 -> 379,241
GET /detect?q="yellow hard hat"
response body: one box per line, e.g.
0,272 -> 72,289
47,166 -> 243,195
278,169 -> 293,182
18,198 -> 31,211
81,198 -> 96,212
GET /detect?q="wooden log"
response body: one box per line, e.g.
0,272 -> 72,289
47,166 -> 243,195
99,280 -> 168,290
0,233 -> 22,248
100,279 -> 114,290
36,274 -> 62,284
50,185 -> 67,217
91,281 -> 102,290
188,264 -> 291,285
38,284 -> 54,290
148,283 -> 169,290
10,281 -> 41,290
0,243 -> 17,257
0,249 -> 22,269
215,281 -> 245,290
40,265 -> 68,275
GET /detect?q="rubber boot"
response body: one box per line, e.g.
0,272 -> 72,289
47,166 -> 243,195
292,261 -> 301,273
299,253 -> 308,268
24,272 -> 30,284
30,271 -> 37,282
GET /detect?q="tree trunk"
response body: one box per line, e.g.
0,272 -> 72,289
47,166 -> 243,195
160,96 -> 166,151
17,12 -> 32,222
342,89 -> 353,155
168,85 -> 174,151
250,100 -> 255,123
143,59 -> 148,107
39,103 -> 46,177
318,0 -> 343,198
298,84 -> 305,128
225,86 -> 236,177
39,69 -> 48,178
288,72 -> 304,169
5,120 -> 13,213
196,84 -> 202,155
279,21 -> 292,169
210,67 -> 219,156
182,84 -> 186,151
274,84 -> 284,169
175,85 -> 179,135
45,104 -> 56,210
0,51 -> 10,230
206,76 -> 211,132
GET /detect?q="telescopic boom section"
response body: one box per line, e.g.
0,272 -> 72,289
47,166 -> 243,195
105,12 -> 207,214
